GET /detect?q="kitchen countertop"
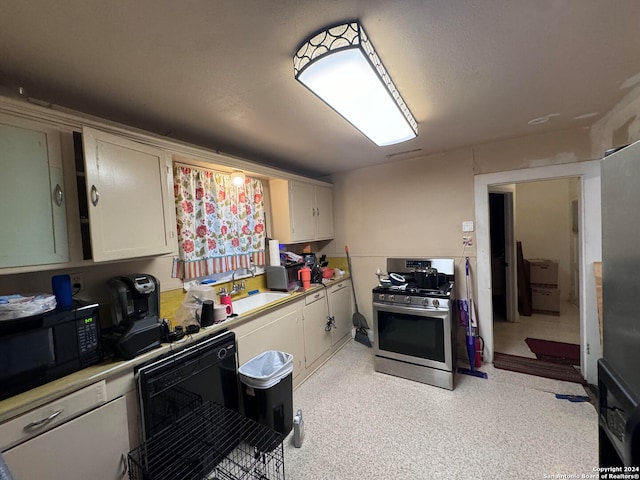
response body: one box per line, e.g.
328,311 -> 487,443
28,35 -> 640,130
0,276 -> 350,424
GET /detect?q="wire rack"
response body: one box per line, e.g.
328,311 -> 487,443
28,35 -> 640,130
128,401 -> 285,480
145,386 -> 204,440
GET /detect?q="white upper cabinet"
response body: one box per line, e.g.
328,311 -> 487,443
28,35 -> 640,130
0,114 -> 68,268
269,179 -> 334,244
314,184 -> 334,240
82,127 -> 176,262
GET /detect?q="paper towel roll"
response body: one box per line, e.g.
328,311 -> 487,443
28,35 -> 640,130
269,240 -> 280,266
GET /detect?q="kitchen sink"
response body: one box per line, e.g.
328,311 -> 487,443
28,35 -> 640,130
232,292 -> 291,315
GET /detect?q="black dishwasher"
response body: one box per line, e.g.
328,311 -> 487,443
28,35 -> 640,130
130,330 -> 285,480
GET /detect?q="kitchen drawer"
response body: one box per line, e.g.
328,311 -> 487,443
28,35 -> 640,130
330,280 -> 349,292
3,396 -> 129,480
305,289 -> 326,306
0,380 -> 107,450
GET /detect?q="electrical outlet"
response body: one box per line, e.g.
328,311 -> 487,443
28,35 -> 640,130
462,236 -> 474,247
71,273 -> 83,293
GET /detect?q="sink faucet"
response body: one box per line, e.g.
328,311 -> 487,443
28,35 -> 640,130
231,265 -> 255,295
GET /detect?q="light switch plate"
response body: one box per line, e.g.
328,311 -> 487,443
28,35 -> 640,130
462,221 -> 474,232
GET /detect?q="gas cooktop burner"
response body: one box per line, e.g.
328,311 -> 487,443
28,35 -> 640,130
372,282 -> 453,298
372,257 -> 456,309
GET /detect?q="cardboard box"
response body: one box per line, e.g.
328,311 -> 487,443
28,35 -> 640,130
531,286 -> 560,315
529,259 -> 558,288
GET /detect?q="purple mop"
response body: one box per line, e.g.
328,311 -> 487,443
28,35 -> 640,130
457,257 -> 488,379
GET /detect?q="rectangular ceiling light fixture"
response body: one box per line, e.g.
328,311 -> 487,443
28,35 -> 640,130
293,21 -> 418,147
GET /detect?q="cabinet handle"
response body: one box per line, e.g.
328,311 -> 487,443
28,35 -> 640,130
23,408 -> 64,431
53,184 -> 63,207
90,185 -> 100,206
316,207 -> 320,216
312,207 -> 316,216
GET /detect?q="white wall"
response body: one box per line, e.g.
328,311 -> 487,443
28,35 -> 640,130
321,127 -> 593,343
0,255 -> 180,308
322,147 -> 477,330
591,82 -> 640,155
515,178 -> 574,299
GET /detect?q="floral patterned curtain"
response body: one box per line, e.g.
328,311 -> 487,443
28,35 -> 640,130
172,163 -> 265,280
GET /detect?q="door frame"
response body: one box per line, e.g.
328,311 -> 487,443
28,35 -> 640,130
488,187 -> 517,323
474,160 -> 602,384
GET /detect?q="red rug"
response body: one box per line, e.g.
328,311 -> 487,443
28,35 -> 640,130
525,337 -> 580,366
493,352 -> 586,385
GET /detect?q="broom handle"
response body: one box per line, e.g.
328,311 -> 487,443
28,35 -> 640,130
465,257 -> 473,335
345,245 -> 360,312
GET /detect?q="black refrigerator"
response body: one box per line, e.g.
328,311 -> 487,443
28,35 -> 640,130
599,140 -> 640,467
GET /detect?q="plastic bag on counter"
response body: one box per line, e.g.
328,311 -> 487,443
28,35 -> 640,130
174,285 -> 217,328
0,294 -> 56,321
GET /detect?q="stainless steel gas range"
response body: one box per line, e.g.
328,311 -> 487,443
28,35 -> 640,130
372,258 -> 456,390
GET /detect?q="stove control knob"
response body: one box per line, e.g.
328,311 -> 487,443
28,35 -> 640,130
379,294 -> 385,301
422,298 -> 430,307
217,348 -> 227,360
404,296 -> 411,304
389,295 -> 395,302
432,299 -> 440,308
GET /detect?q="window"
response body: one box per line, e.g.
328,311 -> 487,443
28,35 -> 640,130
172,163 -> 265,280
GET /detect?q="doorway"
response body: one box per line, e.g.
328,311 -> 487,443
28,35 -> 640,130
474,161 -> 602,385
490,179 -> 581,362
488,188 -> 516,324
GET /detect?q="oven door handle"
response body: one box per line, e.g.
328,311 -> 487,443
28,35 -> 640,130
372,302 -> 450,317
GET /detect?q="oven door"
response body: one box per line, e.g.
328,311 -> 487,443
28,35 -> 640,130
373,302 -> 453,371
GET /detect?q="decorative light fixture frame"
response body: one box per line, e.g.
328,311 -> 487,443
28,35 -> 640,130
293,21 -> 417,146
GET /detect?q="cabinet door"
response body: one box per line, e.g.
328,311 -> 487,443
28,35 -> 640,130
82,127 -> 176,261
303,291 -> 331,367
235,306 -> 305,379
4,396 -> 130,480
314,185 -> 334,240
0,115 -> 68,268
289,181 -> 315,242
330,280 -> 353,345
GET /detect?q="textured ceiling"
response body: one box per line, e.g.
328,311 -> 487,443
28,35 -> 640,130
1,1 -> 639,178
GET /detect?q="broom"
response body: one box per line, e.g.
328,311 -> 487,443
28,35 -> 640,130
345,245 -> 372,347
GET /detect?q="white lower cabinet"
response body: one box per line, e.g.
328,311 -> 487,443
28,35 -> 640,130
329,279 -> 353,345
303,289 -> 332,368
231,284 -> 353,387
3,395 -> 130,480
233,302 -> 305,379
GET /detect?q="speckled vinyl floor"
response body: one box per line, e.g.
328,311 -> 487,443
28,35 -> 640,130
494,301 -> 581,358
282,337 -> 597,480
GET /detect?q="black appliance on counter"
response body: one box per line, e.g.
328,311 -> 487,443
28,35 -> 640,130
103,274 -> 163,360
303,253 -> 323,284
599,141 -> 640,467
0,301 -> 102,400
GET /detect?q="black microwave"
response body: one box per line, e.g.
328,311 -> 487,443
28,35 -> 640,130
0,301 -> 103,400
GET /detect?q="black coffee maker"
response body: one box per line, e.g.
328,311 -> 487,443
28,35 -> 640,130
103,274 -> 163,359
304,253 -> 323,284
